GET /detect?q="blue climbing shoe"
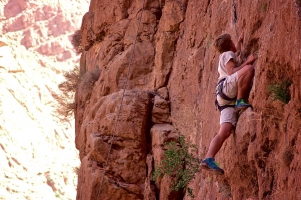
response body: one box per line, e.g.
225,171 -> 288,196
200,158 -> 224,175
234,98 -> 252,115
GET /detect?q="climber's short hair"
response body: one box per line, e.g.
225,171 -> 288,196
213,33 -> 232,53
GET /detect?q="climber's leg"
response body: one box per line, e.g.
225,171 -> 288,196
205,122 -> 233,158
200,122 -> 234,175
235,65 -> 255,113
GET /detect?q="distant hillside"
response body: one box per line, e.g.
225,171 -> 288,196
0,0 -> 89,199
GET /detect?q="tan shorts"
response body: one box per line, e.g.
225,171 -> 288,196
220,107 -> 237,126
217,72 -> 238,125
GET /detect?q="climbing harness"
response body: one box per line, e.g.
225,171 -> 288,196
215,78 -> 236,112
232,0 -> 238,42
96,0 -> 146,199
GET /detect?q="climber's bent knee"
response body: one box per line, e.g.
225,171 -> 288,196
218,122 -> 234,139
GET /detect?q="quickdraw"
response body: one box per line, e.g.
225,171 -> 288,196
232,0 -> 238,42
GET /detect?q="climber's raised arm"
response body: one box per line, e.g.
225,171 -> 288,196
226,53 -> 257,75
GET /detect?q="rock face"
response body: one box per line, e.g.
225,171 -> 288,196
0,0 -> 89,199
76,90 -> 152,200
76,0 -> 301,199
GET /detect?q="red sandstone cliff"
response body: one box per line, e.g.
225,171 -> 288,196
75,0 -> 301,199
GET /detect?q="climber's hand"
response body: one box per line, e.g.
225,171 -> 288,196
246,53 -> 257,64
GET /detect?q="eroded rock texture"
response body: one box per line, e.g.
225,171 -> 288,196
76,90 -> 152,200
76,0 -> 301,199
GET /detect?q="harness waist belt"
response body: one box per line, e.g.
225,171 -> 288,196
215,78 -> 236,111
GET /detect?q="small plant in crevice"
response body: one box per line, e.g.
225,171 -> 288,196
152,135 -> 199,198
268,80 -> 291,104
56,67 -> 101,118
79,68 -> 101,93
71,29 -> 82,54
260,2 -> 267,12
57,66 -> 80,117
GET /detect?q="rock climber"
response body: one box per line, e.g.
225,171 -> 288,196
199,32 -> 257,175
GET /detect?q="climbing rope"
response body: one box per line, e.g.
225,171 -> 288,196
96,0 -> 146,199
232,0 -> 238,42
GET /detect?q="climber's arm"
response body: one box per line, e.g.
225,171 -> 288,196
225,54 -> 257,75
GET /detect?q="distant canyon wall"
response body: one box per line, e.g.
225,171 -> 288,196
0,0 -> 89,199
